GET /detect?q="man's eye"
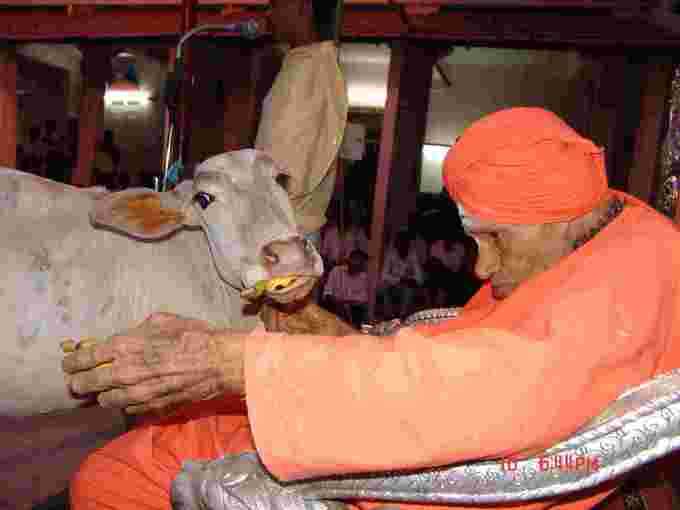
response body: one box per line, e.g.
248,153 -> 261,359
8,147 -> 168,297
193,191 -> 216,210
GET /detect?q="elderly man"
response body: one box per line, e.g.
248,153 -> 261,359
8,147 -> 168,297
64,107 -> 680,510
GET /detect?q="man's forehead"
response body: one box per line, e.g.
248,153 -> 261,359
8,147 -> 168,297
456,203 -> 476,231
456,203 -> 509,233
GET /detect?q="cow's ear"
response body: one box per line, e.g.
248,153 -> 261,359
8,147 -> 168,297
90,188 -> 189,240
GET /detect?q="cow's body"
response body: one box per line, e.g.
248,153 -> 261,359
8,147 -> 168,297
0,147 -> 325,418
1,168 -> 259,415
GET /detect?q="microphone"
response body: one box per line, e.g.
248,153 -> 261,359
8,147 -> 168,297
177,20 -> 262,57
216,19 -> 261,40
165,19 -> 262,109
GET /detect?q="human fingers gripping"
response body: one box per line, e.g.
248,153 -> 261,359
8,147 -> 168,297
124,378 -> 225,415
61,338 -> 116,374
66,341 -> 155,395
68,363 -> 116,395
97,372 -> 213,409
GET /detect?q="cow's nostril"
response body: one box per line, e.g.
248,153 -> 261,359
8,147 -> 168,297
262,245 -> 280,265
264,254 -> 279,265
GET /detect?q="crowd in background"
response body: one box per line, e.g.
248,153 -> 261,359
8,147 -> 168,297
318,188 -> 481,328
17,122 -> 128,190
17,119 -> 75,183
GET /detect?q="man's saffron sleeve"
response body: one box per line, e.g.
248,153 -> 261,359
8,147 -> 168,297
243,324 -> 623,482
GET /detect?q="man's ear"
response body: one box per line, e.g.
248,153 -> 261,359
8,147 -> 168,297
90,185 -> 199,240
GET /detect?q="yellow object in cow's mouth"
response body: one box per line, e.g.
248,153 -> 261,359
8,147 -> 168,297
60,338 -> 112,368
249,276 -> 299,299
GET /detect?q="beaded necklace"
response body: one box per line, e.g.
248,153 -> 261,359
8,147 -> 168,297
572,196 -> 625,250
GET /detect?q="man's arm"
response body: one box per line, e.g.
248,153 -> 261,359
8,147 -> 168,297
228,238 -> 663,481
239,327 -> 566,481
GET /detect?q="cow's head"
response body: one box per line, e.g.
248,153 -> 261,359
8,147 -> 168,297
90,149 -> 323,303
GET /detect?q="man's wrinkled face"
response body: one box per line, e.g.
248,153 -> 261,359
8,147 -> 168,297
458,204 -> 568,299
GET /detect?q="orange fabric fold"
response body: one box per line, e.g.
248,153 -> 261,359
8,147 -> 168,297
443,107 -> 608,224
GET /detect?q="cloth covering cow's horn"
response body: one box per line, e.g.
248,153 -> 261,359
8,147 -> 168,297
254,41 -> 348,236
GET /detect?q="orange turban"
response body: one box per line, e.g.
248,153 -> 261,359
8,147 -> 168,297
442,107 -> 608,224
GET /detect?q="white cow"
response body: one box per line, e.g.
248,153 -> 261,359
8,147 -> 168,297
0,149 -> 322,416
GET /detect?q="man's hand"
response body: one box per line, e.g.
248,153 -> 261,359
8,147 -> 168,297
62,313 -> 245,416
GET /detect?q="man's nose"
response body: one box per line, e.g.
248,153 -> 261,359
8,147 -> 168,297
472,234 -> 501,280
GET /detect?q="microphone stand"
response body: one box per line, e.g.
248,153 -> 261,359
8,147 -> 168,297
158,20 -> 262,191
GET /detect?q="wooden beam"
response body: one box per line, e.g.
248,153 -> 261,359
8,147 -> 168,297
387,42 -> 437,229
72,45 -> 110,187
393,9 -> 676,45
0,0 -> 268,5
0,46 -> 18,168
366,40 -> 437,320
0,0 -> 624,6
392,0 -> 620,6
367,40 -> 402,321
0,8 -> 269,40
3,7 -> 680,46
628,58 -> 675,205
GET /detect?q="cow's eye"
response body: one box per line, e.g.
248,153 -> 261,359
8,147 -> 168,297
193,191 -> 215,210
275,173 -> 290,191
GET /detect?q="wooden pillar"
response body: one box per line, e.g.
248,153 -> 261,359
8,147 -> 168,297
0,45 -> 17,168
367,41 -> 437,320
252,44 -> 284,145
589,55 -> 644,192
162,47 -> 177,178
222,46 -> 258,152
73,46 -> 109,187
178,0 -> 197,166
628,57 -> 675,205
